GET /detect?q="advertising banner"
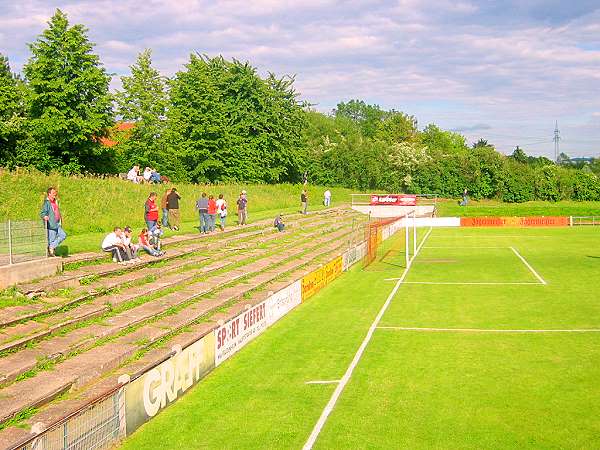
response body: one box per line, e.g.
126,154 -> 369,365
302,256 -> 343,301
369,194 -> 417,206
214,301 -> 268,366
125,333 -> 215,435
460,216 -> 569,227
266,280 -> 302,326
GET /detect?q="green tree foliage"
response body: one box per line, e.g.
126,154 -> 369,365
21,9 -> 113,173
0,54 -> 26,166
114,49 -> 172,173
166,54 -> 306,183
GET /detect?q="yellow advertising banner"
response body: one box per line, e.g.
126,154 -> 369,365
302,256 -> 343,301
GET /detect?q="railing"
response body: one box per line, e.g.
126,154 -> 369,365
0,220 -> 48,266
350,193 -> 438,206
570,216 -> 600,226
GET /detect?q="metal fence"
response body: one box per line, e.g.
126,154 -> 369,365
0,220 -> 48,266
11,387 -> 125,450
570,216 -> 600,226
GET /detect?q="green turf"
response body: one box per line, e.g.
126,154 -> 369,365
436,198 -> 600,217
119,226 -> 600,449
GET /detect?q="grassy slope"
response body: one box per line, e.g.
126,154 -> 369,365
0,169 -> 359,254
121,227 -> 600,449
437,198 -> 600,217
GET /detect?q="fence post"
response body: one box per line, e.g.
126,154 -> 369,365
569,216 -> 573,227
8,220 -> 13,265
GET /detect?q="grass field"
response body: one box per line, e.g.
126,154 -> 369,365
436,198 -> 600,217
120,225 -> 600,449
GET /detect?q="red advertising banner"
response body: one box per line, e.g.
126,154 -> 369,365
460,216 -> 569,227
369,194 -> 417,206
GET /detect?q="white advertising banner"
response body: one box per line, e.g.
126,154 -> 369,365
266,280 -> 301,326
214,301 -> 268,366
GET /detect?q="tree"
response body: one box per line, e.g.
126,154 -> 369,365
114,49 -> 170,173
472,138 -> 491,149
510,146 -> 528,163
334,100 -> 387,138
0,53 -> 26,166
22,9 -> 113,172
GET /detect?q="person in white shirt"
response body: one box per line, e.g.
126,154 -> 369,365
143,167 -> 153,183
121,226 -> 141,261
215,193 -> 227,231
127,165 -> 142,183
101,227 -> 130,264
324,189 -> 331,207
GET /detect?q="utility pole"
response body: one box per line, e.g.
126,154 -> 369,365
554,121 -> 560,163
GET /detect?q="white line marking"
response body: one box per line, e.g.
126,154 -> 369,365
510,246 -> 547,285
305,380 -> 341,385
302,227 -> 433,450
431,235 -> 553,238
423,246 -> 506,249
383,280 -> 543,285
377,326 -> 600,333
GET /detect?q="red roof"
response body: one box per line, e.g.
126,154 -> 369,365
99,122 -> 135,147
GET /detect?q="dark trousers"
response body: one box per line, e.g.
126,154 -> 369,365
103,245 -> 129,262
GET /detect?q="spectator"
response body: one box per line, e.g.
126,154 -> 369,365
274,214 -> 285,232
40,186 -> 67,257
122,226 -> 140,262
215,193 -> 227,231
166,187 -> 181,231
144,192 -> 159,230
460,188 -> 469,206
138,228 -> 164,257
301,189 -> 308,215
102,227 -> 130,264
236,191 -> 248,225
149,169 -> 162,184
160,188 -> 171,227
127,165 -> 142,183
196,192 -> 209,233
324,189 -> 331,207
149,222 -> 164,251
142,167 -> 153,183
207,194 -> 217,232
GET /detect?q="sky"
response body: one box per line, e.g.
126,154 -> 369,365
1,0 -> 600,158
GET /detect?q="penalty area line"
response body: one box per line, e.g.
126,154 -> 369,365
382,280 -> 544,285
302,227 -> 433,450
510,246 -> 547,285
377,326 -> 600,333
305,380 -> 341,385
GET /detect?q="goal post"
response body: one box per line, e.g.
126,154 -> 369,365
364,210 -> 417,269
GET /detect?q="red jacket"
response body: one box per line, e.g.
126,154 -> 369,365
145,199 -> 159,221
207,199 -> 217,214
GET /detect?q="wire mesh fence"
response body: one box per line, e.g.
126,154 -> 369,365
0,220 -> 47,266
12,387 -> 125,450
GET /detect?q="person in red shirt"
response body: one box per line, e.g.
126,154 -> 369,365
144,192 -> 159,230
207,195 -> 217,232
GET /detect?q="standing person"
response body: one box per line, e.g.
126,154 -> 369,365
301,189 -> 308,215
207,195 -> 218,232
236,191 -> 248,225
195,192 -> 209,233
160,188 -> 171,227
166,187 -> 181,231
144,192 -> 159,230
460,188 -> 469,206
324,189 -> 332,207
40,187 -> 67,257
101,227 -> 130,264
215,193 -> 227,231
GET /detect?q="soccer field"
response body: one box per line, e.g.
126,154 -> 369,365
120,226 -> 600,450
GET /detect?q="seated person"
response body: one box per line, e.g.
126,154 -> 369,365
149,169 -> 161,184
122,226 -> 140,261
274,214 -> 285,232
127,165 -> 142,183
139,228 -> 164,257
143,166 -> 153,183
102,227 -> 131,264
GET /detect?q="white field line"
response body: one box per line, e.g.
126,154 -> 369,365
422,246 -> 505,249
383,280 -> 543,285
510,246 -> 547,285
431,235 -> 554,238
377,326 -> 600,333
302,227 -> 433,450
305,380 -> 341,385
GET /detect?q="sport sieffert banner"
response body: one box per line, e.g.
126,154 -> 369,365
460,216 -> 569,227
370,194 -> 417,206
215,301 -> 268,366
125,333 -> 215,435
